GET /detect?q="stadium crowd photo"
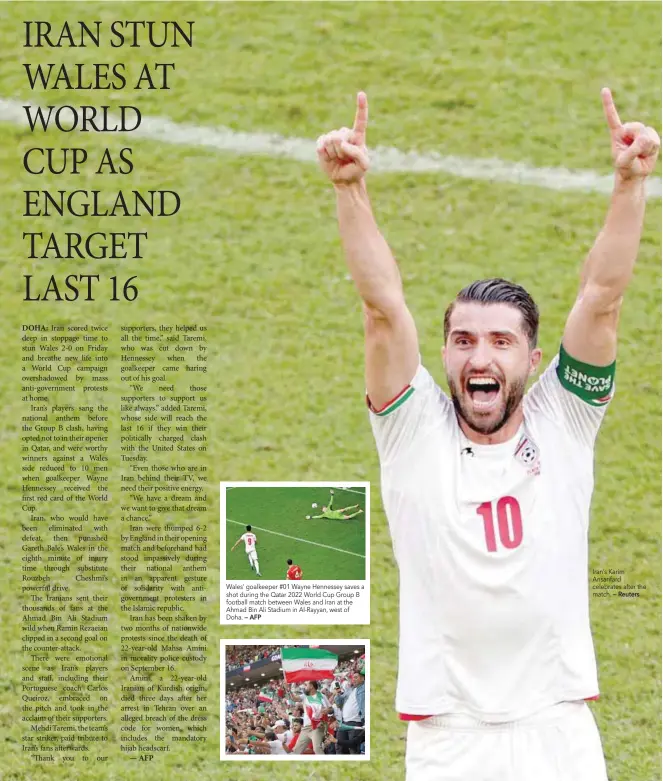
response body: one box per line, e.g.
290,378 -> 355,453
225,644 -> 367,757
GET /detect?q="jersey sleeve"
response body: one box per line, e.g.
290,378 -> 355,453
525,347 -> 615,448
368,363 -> 453,466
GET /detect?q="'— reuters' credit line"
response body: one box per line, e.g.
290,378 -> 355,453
226,519 -> 366,558
1,98 -> 659,197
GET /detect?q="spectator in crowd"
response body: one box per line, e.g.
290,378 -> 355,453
225,726 -> 239,754
335,666 -> 365,755
324,715 -> 339,754
274,719 -> 292,746
238,729 -> 290,755
287,718 -> 313,754
290,681 -> 334,755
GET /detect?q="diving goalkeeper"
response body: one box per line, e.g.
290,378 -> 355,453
306,490 -> 364,520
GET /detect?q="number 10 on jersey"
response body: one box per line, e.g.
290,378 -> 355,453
476,496 -> 523,552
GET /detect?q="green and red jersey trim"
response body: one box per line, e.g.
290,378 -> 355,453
367,385 -> 415,417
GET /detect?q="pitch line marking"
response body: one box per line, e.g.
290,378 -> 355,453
226,518 -> 365,559
1,98 -> 659,197
334,486 -> 366,497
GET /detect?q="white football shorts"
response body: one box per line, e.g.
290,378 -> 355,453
405,701 -> 608,781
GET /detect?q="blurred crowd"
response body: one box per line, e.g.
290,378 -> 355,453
225,656 -> 366,755
226,645 -> 280,672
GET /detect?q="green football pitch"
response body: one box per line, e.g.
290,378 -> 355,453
0,3 -> 660,781
225,486 -> 366,580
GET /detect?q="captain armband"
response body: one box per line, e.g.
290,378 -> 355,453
557,344 -> 615,406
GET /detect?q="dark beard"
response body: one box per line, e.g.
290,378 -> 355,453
449,376 -> 526,436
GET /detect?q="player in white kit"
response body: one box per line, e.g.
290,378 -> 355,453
316,90 -> 659,780
230,525 -> 261,576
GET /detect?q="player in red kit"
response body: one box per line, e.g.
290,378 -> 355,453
286,559 -> 302,580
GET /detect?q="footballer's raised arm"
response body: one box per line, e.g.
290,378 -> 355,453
317,93 -> 419,410
562,88 -> 660,368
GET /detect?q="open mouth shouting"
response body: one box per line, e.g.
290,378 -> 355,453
465,375 -> 501,412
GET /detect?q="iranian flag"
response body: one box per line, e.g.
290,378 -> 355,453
243,665 -> 251,672
257,688 -> 273,703
281,647 -> 337,683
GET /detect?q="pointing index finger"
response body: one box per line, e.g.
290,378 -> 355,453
601,87 -> 622,131
352,91 -> 368,144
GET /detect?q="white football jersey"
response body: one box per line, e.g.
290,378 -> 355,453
240,532 -> 257,553
370,355 -> 612,722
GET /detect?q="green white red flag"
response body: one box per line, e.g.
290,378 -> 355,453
257,688 -> 273,703
280,647 -> 337,683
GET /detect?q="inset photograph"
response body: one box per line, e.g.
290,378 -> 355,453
224,483 -> 367,580
224,641 -> 368,760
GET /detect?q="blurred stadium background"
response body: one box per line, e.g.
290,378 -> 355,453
0,3 -> 660,780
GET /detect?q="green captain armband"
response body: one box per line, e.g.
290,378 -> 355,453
557,344 -> 615,406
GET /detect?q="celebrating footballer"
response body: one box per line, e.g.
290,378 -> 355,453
316,89 -> 659,780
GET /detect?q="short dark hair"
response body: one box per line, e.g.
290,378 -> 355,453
246,525 -> 251,531
443,278 -> 539,348
265,730 -> 276,741
287,559 -> 293,565
309,681 -> 319,691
